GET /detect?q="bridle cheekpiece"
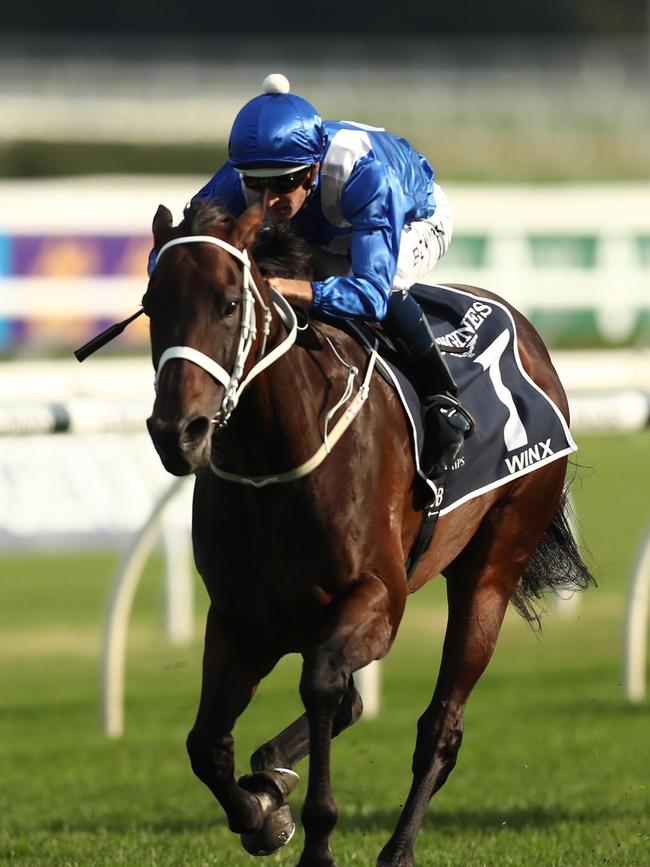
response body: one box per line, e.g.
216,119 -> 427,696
153,235 -> 297,429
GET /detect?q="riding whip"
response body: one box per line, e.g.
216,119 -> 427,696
73,308 -> 145,362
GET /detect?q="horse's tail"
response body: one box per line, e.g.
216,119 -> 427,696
512,480 -> 596,628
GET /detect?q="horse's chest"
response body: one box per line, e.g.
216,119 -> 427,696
197,559 -> 333,648
192,507 -> 354,642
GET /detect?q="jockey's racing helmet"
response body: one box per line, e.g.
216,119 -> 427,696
229,74 -> 326,177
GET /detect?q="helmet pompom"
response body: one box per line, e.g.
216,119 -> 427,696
262,73 -> 291,94
229,78 -> 324,168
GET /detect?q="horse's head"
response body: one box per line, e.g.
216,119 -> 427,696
145,199 -> 267,475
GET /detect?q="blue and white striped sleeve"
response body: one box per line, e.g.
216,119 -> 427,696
311,158 -> 407,321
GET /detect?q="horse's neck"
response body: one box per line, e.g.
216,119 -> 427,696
215,320 -> 343,473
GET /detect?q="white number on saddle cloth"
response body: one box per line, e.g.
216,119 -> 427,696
473,329 -> 528,452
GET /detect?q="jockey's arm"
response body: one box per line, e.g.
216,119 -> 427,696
267,228 -> 393,318
304,159 -> 406,321
266,276 -> 314,308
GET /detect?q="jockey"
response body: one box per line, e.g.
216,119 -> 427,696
193,74 -> 474,483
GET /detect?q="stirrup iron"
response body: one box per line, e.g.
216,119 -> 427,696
427,394 -> 476,437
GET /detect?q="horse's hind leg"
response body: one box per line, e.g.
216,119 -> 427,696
250,675 -> 363,772
378,472 -> 564,867
186,604 -> 290,842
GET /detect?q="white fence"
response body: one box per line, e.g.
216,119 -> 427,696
0,179 -> 649,347
624,523 -> 650,703
434,186 -> 650,344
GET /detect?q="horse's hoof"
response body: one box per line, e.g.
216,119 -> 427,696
238,768 -> 300,856
377,843 -> 414,867
240,803 -> 296,856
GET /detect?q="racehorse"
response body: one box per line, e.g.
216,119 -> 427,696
144,198 -> 593,867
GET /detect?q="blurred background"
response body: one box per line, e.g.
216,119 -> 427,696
1,3 -> 649,865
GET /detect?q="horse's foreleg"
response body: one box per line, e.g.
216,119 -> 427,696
186,603 -> 284,837
298,575 -> 396,867
250,675 -> 363,772
377,563 -> 519,867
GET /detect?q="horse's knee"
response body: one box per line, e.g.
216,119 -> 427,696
300,651 -> 350,712
336,678 -> 364,728
186,728 -> 234,783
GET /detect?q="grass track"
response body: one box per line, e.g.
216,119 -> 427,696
1,433 -> 649,866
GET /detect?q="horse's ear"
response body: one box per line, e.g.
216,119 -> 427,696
152,205 -> 173,246
233,201 -> 265,250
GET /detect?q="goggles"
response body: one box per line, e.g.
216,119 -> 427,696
242,167 -> 312,195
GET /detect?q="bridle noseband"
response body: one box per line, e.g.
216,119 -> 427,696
153,234 -> 297,428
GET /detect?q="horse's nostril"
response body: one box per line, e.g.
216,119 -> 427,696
183,416 -> 211,447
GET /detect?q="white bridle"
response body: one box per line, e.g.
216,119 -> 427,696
153,234 -> 297,428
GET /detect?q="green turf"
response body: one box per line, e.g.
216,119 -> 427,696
1,433 -> 649,865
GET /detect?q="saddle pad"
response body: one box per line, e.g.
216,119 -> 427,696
376,283 -> 577,515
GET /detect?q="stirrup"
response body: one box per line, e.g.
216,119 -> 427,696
426,394 -> 476,438
420,401 -> 466,483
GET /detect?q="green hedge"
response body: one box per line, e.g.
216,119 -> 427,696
0,140 -> 229,178
1,135 -> 648,182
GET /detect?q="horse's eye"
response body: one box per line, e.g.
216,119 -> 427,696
224,299 -> 240,317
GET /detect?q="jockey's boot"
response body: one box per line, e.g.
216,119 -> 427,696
384,292 -> 475,482
419,368 -> 475,481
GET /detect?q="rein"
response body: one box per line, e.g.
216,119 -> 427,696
154,235 -> 297,428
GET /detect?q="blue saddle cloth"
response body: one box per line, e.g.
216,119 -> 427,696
371,284 -> 577,515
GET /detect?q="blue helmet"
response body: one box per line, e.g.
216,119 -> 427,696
228,76 -> 326,172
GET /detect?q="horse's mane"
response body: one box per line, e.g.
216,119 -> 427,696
182,199 -> 236,235
252,221 -> 314,280
181,198 -> 314,281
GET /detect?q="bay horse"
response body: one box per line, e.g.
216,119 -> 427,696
144,199 -> 593,867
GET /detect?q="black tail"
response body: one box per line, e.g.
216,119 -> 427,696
512,485 -> 596,628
